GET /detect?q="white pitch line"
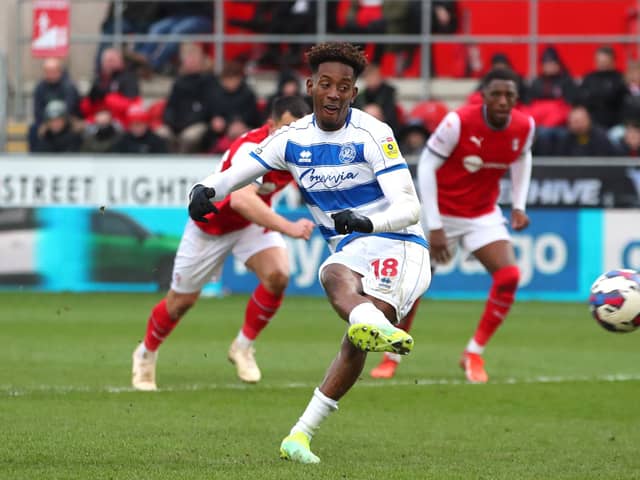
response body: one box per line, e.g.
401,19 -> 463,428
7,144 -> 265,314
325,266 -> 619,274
3,373 -> 640,397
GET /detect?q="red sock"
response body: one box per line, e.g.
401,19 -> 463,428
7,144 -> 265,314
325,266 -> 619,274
242,284 -> 283,340
398,297 -> 421,332
144,299 -> 179,351
473,265 -> 520,347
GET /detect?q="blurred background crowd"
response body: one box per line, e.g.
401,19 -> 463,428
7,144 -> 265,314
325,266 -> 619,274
27,0 -> 640,158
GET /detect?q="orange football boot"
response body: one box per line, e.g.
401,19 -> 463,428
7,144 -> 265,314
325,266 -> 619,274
370,354 -> 400,379
460,351 -> 488,384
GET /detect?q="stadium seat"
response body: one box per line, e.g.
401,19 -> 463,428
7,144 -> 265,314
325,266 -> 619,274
409,100 -> 449,133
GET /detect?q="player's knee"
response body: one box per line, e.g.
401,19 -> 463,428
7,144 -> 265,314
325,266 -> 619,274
262,269 -> 289,295
166,291 -> 198,319
493,265 -> 520,293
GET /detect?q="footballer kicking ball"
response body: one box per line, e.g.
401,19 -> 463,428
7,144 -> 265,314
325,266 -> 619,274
589,269 -> 640,333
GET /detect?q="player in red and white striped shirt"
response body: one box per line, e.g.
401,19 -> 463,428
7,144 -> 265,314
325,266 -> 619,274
132,96 -> 314,390
371,68 -> 535,383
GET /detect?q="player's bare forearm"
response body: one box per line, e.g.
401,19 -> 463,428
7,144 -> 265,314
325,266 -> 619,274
230,185 -> 314,239
511,209 -> 530,231
429,228 -> 451,264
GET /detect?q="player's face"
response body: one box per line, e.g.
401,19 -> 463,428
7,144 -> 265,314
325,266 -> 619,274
306,61 -> 358,131
482,79 -> 518,127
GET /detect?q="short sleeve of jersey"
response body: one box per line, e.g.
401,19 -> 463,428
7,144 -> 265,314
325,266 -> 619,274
249,125 -> 290,171
363,121 -> 407,175
426,111 -> 461,159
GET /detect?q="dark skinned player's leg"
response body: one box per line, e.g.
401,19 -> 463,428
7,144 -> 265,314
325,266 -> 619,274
461,239 -> 520,383
319,263 -> 397,399
280,263 -> 401,463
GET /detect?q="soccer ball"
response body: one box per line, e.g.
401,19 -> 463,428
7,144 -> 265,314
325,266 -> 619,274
589,269 -> 640,333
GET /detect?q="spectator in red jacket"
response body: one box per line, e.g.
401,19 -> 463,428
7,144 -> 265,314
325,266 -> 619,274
81,48 -> 141,125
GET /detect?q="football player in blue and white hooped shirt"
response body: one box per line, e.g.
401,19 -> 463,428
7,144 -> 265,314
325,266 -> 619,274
188,43 -> 432,464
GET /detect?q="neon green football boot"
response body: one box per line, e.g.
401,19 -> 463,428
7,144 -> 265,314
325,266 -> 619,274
279,431 -> 320,464
347,323 -> 414,355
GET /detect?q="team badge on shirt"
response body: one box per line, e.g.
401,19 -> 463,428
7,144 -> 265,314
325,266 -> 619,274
339,143 -> 357,164
512,138 -> 520,151
381,137 -> 399,159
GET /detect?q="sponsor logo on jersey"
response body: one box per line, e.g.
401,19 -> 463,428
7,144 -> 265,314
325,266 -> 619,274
469,135 -> 483,148
462,155 -> 509,173
254,147 -> 263,154
338,143 -> 357,164
299,168 -> 359,189
381,139 -> 399,159
299,150 -> 312,163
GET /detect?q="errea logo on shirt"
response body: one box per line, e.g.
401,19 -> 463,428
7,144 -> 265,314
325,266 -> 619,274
299,150 -> 312,163
380,137 -> 399,159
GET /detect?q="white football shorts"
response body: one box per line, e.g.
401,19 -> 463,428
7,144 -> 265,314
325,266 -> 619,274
440,206 -> 511,261
318,235 -> 431,322
171,219 -> 286,294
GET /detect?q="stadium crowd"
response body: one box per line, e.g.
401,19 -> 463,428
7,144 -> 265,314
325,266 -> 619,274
27,0 -> 640,158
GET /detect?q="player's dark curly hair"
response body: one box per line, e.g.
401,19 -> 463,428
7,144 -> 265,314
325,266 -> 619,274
481,67 -> 520,87
306,42 -> 368,78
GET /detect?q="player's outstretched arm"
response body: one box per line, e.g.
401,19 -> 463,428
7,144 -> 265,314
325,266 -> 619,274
196,157 -> 270,203
230,185 -> 315,240
189,155 -> 270,222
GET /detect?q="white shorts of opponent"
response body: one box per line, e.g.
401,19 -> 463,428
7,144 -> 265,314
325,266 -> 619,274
170,219 -> 286,294
318,235 -> 431,323
439,206 -> 511,262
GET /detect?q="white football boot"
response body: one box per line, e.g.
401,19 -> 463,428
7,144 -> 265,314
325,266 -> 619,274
131,342 -> 158,391
228,339 -> 261,383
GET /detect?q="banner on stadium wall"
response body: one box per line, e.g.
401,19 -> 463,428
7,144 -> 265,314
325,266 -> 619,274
0,205 -> 315,294
0,206 -> 601,301
221,209 -> 603,301
0,156 -> 620,300
407,161 -> 640,208
31,0 -> 71,58
498,165 -> 640,208
1,156 -> 215,207
603,210 -> 640,273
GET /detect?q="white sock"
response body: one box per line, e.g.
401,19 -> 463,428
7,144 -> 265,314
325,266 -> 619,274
137,342 -> 152,356
348,303 -> 392,328
235,331 -> 253,349
466,338 -> 485,355
290,388 -> 338,439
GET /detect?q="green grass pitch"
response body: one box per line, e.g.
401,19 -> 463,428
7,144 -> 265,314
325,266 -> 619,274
2,292 -> 640,479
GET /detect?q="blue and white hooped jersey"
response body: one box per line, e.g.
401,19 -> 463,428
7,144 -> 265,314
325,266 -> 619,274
250,108 -> 427,252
